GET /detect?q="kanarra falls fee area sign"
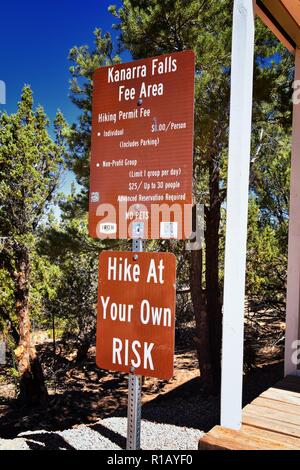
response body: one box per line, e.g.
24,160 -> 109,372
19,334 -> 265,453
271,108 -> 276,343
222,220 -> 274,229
89,50 -> 195,240
91,51 -> 194,450
96,251 -> 176,379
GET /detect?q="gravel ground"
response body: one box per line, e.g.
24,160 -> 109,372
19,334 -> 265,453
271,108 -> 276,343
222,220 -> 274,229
0,437 -> 30,450
0,418 -> 203,450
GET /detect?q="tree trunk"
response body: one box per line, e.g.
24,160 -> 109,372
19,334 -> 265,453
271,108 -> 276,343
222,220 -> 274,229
205,161 -> 222,394
0,307 -> 20,345
14,245 -> 48,406
76,311 -> 95,363
190,248 -> 213,394
75,339 -> 91,363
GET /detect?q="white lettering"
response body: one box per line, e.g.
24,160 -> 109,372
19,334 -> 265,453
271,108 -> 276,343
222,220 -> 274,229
139,82 -> 163,99
108,257 -> 117,280
147,259 -> 165,284
107,256 -> 140,282
112,338 -> 122,365
108,64 -> 147,84
111,338 -> 155,371
100,296 -> 110,319
143,342 -> 154,369
147,259 -> 158,283
131,340 -> 142,368
140,299 -> 172,327
140,299 -> 150,324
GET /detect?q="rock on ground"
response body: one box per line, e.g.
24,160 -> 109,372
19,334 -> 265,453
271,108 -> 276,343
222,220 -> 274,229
0,418 -> 203,450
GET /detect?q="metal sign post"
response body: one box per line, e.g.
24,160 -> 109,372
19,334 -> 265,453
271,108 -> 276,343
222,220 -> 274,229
126,238 -> 144,450
91,50 -> 192,451
96,248 -> 176,448
127,367 -> 142,450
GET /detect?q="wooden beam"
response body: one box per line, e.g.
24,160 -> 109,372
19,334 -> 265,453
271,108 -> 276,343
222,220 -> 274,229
220,0 -> 255,430
257,0 -> 300,49
280,0 -> 300,28
256,3 -> 295,53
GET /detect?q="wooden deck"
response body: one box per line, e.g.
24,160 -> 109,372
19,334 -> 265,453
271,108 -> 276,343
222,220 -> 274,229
199,376 -> 300,450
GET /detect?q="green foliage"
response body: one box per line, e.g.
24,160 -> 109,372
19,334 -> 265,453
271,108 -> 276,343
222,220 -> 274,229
251,131 -> 291,227
0,86 -> 67,236
38,213 -> 107,356
48,251 -> 98,348
33,27 -> 126,352
109,0 -> 231,59
68,29 -> 120,209
247,199 -> 287,307
0,267 -> 15,334
110,0 -> 293,304
0,2 -> 294,380
0,86 -> 68,342
247,133 -> 291,310
29,252 -> 61,328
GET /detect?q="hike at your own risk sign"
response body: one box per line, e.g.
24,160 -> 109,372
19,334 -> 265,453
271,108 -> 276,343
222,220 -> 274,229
89,50 -> 195,240
96,251 -> 176,379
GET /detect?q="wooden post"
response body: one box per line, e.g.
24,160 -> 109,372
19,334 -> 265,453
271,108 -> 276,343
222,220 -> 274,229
220,0 -> 255,430
284,48 -> 300,377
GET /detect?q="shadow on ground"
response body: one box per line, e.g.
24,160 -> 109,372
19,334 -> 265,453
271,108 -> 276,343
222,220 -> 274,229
0,359 -> 284,438
0,322 -> 283,438
139,361 -> 284,432
23,432 -> 76,450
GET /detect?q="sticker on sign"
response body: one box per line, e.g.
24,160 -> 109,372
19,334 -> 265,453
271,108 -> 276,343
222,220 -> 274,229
99,223 -> 117,234
160,222 -> 178,239
96,251 -> 176,379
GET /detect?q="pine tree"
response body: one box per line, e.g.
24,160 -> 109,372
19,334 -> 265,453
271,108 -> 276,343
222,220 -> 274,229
67,29 -> 120,212
109,0 -> 294,392
0,86 -> 67,405
64,1 -> 293,394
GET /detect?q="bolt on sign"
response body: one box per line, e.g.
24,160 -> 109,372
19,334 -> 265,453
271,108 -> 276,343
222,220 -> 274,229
89,50 -> 195,240
96,251 -> 176,379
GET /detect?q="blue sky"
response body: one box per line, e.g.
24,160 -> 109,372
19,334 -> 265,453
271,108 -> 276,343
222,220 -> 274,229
0,0 -> 124,122
0,0 -> 125,199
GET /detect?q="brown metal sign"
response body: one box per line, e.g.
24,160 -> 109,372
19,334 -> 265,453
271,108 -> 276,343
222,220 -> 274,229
89,51 -> 195,240
96,251 -> 176,379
